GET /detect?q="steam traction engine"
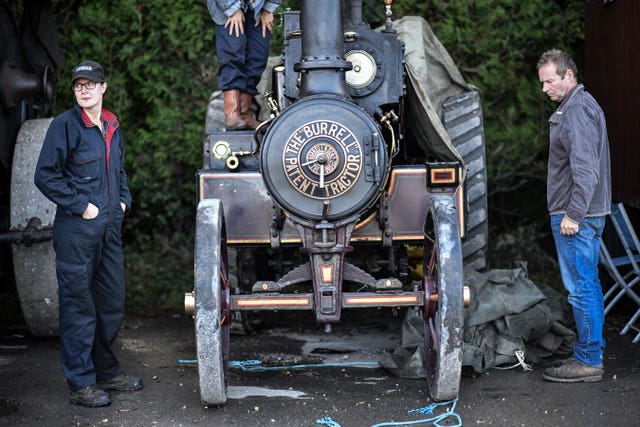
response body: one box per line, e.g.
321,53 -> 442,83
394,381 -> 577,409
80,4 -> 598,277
186,0 -> 486,405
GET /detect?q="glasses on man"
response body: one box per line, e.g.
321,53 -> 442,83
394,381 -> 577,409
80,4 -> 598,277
72,81 -> 98,91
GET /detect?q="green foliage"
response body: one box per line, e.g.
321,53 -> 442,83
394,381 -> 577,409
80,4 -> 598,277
124,234 -> 193,311
48,0 -> 585,306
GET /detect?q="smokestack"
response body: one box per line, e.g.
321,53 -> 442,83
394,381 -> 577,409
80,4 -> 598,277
349,0 -> 364,26
295,0 -> 351,98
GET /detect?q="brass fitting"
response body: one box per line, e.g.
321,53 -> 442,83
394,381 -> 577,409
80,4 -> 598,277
184,292 -> 195,316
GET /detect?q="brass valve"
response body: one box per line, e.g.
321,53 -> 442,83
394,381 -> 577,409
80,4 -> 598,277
211,140 -> 251,171
384,0 -> 394,31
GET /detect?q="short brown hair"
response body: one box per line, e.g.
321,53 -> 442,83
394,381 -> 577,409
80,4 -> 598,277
537,49 -> 578,80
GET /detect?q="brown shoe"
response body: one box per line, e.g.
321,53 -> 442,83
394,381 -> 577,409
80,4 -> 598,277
240,92 -> 261,129
542,358 -> 604,383
98,372 -> 144,391
70,385 -> 111,407
223,90 -> 249,131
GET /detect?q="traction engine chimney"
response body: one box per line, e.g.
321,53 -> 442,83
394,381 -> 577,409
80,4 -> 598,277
296,0 -> 352,98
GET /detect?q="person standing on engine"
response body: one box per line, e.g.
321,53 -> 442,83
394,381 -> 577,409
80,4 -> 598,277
207,0 -> 282,130
537,49 -> 611,383
34,60 -> 143,407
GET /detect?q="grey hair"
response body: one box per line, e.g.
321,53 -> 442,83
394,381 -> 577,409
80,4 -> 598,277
537,49 -> 578,80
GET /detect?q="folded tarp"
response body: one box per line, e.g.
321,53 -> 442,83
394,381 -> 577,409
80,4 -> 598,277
380,265 -> 576,377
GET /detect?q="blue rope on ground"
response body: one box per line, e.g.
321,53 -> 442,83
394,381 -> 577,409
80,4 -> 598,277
316,399 -> 461,427
316,416 -> 343,427
179,359 -> 379,370
229,359 -> 379,371
371,398 -> 461,427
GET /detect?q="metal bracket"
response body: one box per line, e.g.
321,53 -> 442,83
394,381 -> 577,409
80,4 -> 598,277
378,191 -> 393,247
269,205 -> 285,248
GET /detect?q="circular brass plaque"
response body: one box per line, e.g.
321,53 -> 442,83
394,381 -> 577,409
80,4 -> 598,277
282,119 -> 363,199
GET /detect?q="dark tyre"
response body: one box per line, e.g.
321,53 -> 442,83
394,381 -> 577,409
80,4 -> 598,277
205,91 -> 226,134
423,194 -> 464,401
442,90 -> 488,270
194,199 -> 230,405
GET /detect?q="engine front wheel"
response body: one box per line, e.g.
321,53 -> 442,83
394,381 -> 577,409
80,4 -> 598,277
194,199 -> 231,405
423,194 -> 464,401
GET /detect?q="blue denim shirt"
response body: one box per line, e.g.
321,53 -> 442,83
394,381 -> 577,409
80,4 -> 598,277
207,0 -> 281,25
547,84 -> 611,223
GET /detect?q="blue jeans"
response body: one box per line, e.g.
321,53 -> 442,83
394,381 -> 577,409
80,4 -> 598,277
215,8 -> 270,95
551,214 -> 606,367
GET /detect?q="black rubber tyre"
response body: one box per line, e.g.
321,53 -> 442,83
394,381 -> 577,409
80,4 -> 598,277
442,90 -> 488,270
194,199 -> 230,405
205,91 -> 226,134
423,194 -> 464,401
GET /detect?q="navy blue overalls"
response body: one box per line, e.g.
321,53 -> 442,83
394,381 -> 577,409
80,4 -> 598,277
34,103 -> 132,390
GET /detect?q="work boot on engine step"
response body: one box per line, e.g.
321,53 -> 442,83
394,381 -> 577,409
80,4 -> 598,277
240,92 -> 261,129
542,357 -> 604,383
223,90 -> 249,131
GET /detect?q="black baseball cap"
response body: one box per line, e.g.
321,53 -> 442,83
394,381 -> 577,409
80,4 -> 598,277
71,60 -> 106,84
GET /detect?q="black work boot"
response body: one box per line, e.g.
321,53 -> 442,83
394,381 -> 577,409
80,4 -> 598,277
98,372 -> 144,391
70,385 -> 111,407
542,358 -> 604,383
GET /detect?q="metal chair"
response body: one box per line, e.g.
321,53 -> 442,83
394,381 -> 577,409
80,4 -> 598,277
600,202 -> 640,343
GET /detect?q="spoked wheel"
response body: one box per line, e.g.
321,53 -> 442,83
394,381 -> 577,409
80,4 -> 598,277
194,199 -> 231,405
423,195 -> 464,401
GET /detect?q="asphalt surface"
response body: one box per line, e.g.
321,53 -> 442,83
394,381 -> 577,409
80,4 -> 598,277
1,310 -> 639,427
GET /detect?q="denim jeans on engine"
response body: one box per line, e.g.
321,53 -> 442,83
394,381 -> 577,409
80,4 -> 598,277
215,7 -> 270,95
551,214 -> 606,367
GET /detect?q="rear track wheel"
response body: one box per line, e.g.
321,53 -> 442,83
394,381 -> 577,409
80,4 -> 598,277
442,90 -> 488,270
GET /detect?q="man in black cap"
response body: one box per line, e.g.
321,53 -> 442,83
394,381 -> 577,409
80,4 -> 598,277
34,60 -> 143,407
